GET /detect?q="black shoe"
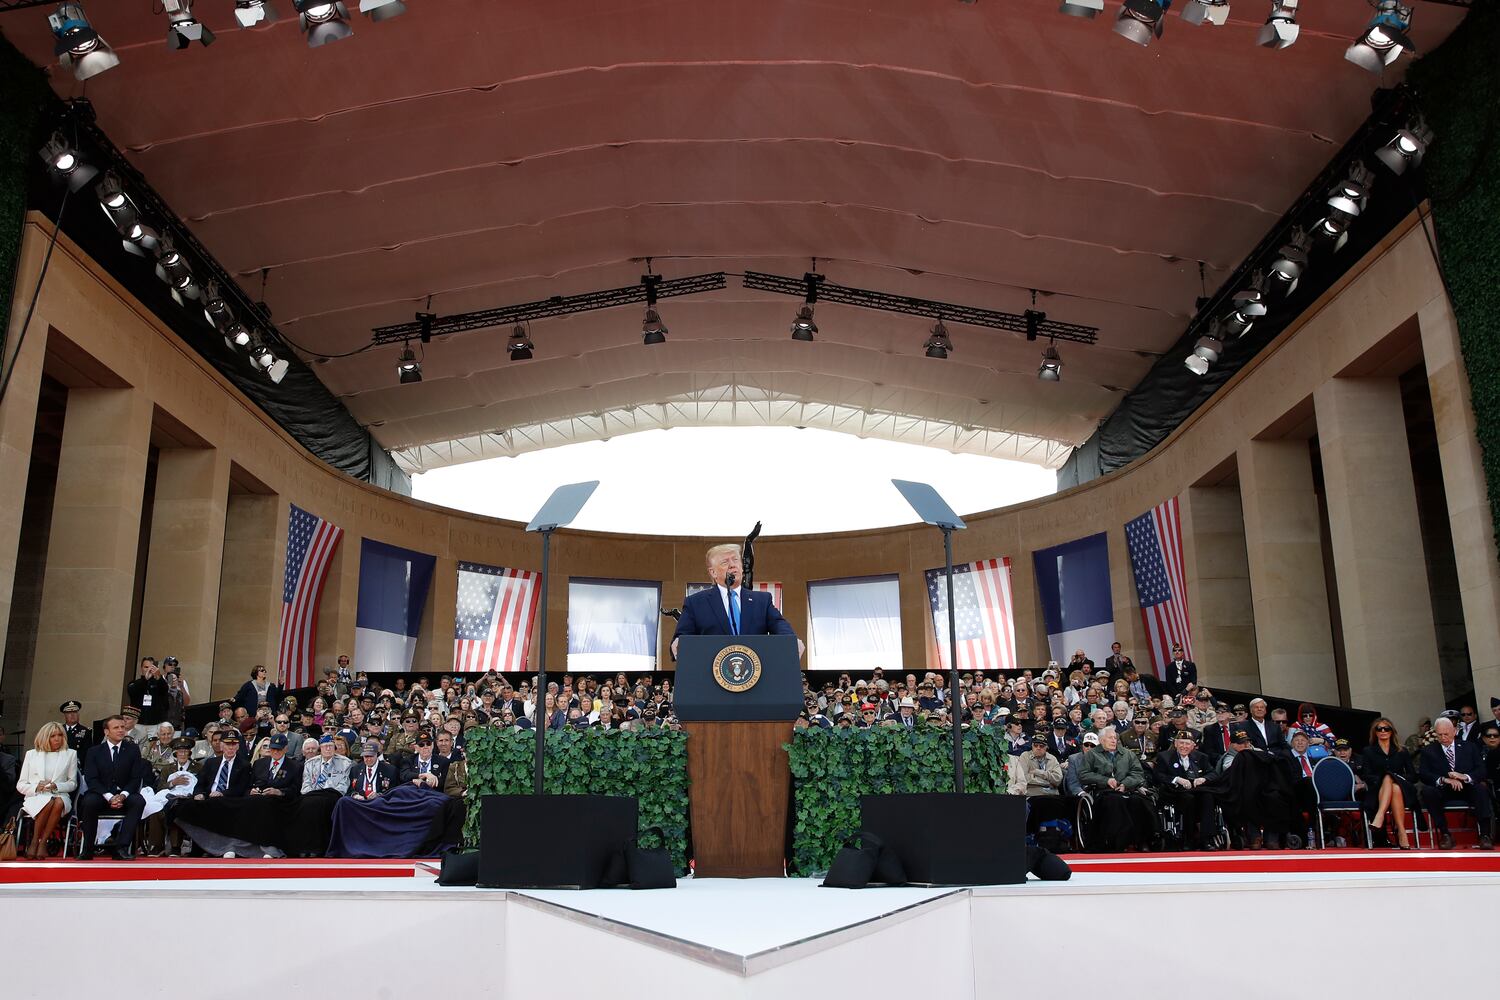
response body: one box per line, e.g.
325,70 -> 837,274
96,838 -> 119,853
1439,833 -> 1455,850
112,846 -> 135,861
1480,836 -> 1493,851
79,849 -> 95,861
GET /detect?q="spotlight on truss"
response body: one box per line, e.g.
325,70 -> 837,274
1345,0 -> 1415,74
294,0 -> 354,46
163,0 -> 214,49
1258,0 -> 1300,47
48,3 -> 119,81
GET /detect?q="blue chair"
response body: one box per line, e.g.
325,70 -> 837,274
1312,757 -> 1370,849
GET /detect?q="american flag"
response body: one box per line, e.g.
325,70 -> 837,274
278,505 -> 344,691
925,558 -> 1016,671
454,562 -> 540,672
686,581 -> 783,610
1124,496 -> 1193,677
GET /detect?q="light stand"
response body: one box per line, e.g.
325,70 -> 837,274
891,479 -> 966,791
525,481 -> 598,794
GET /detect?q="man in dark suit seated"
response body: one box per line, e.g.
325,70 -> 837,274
1153,730 -> 1216,850
349,742 -> 398,801
670,543 -> 801,658
193,728 -> 253,800
78,714 -> 149,860
250,734 -> 302,798
1242,698 -> 1288,757
1418,717 -> 1494,850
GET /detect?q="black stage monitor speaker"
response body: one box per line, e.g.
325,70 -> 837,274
478,794 -> 638,889
860,793 -> 1027,885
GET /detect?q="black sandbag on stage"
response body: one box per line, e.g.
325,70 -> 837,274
860,793 -> 1027,885
478,794 -> 638,889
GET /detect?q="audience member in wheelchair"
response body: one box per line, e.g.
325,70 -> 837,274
1153,730 -> 1217,850
1077,726 -> 1153,851
1358,718 -> 1414,848
1210,728 -> 1295,850
1063,731 -> 1097,796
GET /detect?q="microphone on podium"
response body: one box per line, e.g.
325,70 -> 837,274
725,571 -> 738,588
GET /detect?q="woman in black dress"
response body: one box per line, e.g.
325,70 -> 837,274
1359,717 -> 1414,849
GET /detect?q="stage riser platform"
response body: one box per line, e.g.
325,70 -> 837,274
3,858 -> 1498,999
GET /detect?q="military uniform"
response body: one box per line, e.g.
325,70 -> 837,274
60,701 -> 93,758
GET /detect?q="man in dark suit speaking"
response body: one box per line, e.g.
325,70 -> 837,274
671,543 -> 801,658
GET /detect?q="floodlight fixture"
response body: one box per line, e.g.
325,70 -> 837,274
1375,118 -> 1433,175
49,3 -> 120,81
234,1 -> 279,27
1326,162 -> 1374,218
923,320 -> 953,360
359,0 -> 406,21
1038,342 -> 1063,381
1268,228 -> 1311,292
1258,0 -> 1299,47
397,344 -> 422,384
1180,0 -> 1229,26
1346,0 -> 1415,74
508,324 -> 534,361
163,0 -> 214,49
294,0 -> 354,46
1224,273 -> 1269,337
791,271 -> 822,341
1114,0 -> 1168,46
641,271 -> 667,345
38,131 -> 97,191
1059,0 -> 1105,16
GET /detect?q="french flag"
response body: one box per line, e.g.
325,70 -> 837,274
1032,532 -> 1116,666
352,539 -> 437,672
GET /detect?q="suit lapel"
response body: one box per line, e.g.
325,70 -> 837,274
707,587 -> 732,634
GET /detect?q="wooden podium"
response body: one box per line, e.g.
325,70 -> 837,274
674,635 -> 802,878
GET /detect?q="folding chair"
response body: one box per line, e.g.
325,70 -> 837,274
1311,757 -> 1370,849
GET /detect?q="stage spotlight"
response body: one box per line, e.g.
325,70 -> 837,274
397,345 -> 422,384
1184,353 -> 1210,376
225,321 -> 254,348
1268,229 -> 1310,293
202,280 -> 234,330
1258,0 -> 1299,47
1193,333 -> 1224,365
1224,274 -> 1268,337
1059,0 -> 1105,16
1346,0 -> 1414,74
1326,162 -> 1373,218
923,320 -> 953,360
642,308 -> 668,345
1114,0 -> 1168,46
640,271 -> 668,345
358,0 -> 406,21
790,306 -> 817,342
1375,118 -> 1432,175
234,0 -> 278,26
38,131 -> 97,192
163,0 -> 214,49
1038,342 -> 1062,382
294,0 -> 354,46
154,234 -> 199,299
96,173 -> 160,257
791,271 -> 822,342
508,324 -> 534,361
1313,210 -> 1352,253
1180,0 -> 1230,26
49,3 -> 120,81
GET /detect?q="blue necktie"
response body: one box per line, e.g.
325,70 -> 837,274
728,589 -> 740,635
215,761 -> 229,793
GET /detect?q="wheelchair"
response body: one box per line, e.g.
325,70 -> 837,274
1156,790 -> 1229,851
1075,786 -> 1162,852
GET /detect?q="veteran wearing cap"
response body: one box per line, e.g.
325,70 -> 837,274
60,700 -> 93,758
399,731 -> 447,788
1153,728 -> 1216,850
251,733 -> 302,797
384,710 -> 421,763
193,728 -> 252,800
144,736 -> 198,856
350,741 -> 397,800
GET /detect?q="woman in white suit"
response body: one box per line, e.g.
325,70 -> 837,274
16,722 -> 79,858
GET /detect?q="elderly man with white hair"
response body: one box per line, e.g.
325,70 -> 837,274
1417,717 -> 1494,850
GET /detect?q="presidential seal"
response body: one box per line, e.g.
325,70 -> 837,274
712,644 -> 762,693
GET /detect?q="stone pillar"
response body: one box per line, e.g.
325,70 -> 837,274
1009,552 -> 1046,669
1238,439 -> 1339,704
1314,376 -> 1445,727
1420,298 -> 1500,703
25,386 -> 152,735
212,494 -> 286,700
0,254 -> 48,684
135,448 -> 230,703
898,569 -> 931,671
414,556 -> 456,673
1179,486 -> 1260,692
314,534 -> 360,674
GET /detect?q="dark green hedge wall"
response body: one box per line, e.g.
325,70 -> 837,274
1408,6 -> 1500,556
461,727 -> 691,875
785,726 -> 1011,876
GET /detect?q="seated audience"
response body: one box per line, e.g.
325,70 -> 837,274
16,722 -> 79,859
1153,730 -> 1216,850
1076,726 -> 1153,851
1418,718 -> 1494,850
78,715 -> 148,861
